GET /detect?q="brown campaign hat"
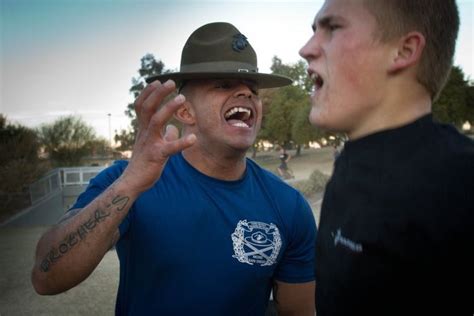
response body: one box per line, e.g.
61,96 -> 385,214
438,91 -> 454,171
146,22 -> 292,89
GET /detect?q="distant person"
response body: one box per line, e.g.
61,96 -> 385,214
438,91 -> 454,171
277,148 -> 293,179
31,22 -> 317,315
300,0 -> 473,315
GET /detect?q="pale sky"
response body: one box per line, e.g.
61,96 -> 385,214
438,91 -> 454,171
1,0 -> 474,141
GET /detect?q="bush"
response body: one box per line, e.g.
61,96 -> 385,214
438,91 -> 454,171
291,169 -> 329,197
0,115 -> 46,220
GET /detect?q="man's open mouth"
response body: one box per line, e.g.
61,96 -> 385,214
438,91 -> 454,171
224,106 -> 254,128
310,72 -> 324,91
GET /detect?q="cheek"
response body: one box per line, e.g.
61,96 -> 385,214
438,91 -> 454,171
334,48 -> 366,92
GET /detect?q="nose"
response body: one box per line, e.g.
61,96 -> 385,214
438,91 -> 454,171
299,32 -> 321,62
233,83 -> 253,99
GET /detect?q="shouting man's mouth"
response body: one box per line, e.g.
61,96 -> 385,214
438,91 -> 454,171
310,71 -> 324,92
224,106 -> 254,128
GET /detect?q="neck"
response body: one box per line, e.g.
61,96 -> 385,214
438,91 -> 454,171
182,142 -> 247,181
348,81 -> 432,140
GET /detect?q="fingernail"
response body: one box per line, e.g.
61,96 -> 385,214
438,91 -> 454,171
164,80 -> 175,88
174,94 -> 185,103
187,134 -> 197,143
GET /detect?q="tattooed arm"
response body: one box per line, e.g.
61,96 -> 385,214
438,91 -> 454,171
31,180 -> 137,295
31,80 -> 196,295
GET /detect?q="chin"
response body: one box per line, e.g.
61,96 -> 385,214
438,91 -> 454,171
309,108 -> 326,128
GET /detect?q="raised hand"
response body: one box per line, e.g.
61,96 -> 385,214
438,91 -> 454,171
121,80 -> 196,193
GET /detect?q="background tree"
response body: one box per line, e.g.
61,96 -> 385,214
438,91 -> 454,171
115,54 -> 169,150
260,85 -> 305,149
0,115 -> 45,217
465,84 -> 474,126
259,56 -> 329,155
38,115 -> 102,167
433,66 -> 471,128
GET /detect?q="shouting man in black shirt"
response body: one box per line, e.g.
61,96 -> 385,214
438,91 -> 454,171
300,0 -> 473,315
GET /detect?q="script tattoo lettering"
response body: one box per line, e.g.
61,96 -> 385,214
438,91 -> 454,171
40,208 -> 110,272
40,196 -> 130,272
112,195 -> 129,212
39,194 -> 130,272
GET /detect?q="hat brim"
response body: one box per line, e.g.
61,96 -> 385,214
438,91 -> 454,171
145,72 -> 292,89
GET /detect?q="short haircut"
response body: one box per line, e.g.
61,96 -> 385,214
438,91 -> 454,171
364,0 -> 460,100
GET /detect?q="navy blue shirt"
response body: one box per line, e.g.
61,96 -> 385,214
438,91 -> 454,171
72,153 -> 316,315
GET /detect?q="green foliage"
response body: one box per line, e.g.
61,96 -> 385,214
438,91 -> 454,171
271,56 -> 313,92
466,85 -> 474,124
291,169 -> 329,197
116,54 -> 168,150
260,85 -> 304,145
259,56 -> 326,151
38,116 -> 100,167
433,66 -> 471,127
0,115 -> 46,216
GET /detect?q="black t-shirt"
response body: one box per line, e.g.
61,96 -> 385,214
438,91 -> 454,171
315,115 -> 474,315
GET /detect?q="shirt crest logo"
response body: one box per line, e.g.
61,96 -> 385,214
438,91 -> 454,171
231,220 -> 281,266
232,33 -> 249,52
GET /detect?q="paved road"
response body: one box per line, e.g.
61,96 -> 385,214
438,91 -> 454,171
0,226 -> 119,316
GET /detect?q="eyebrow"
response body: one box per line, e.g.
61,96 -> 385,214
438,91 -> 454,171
312,14 -> 340,32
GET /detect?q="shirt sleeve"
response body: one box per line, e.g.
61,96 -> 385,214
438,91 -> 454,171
68,160 -> 132,236
274,193 -> 317,283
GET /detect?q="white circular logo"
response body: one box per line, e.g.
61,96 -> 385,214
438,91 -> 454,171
231,220 -> 282,266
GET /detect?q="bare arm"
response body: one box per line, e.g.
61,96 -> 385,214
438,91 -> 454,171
31,181 -> 137,294
31,80 -> 196,295
273,280 -> 315,316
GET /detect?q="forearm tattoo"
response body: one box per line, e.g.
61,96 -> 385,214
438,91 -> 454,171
39,195 -> 129,272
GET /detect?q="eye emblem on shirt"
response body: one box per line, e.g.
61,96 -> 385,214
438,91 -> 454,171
231,220 -> 282,266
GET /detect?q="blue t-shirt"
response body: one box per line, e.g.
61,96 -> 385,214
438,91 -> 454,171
72,153 -> 316,315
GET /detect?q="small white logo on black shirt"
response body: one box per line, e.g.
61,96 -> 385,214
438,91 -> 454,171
332,228 -> 363,253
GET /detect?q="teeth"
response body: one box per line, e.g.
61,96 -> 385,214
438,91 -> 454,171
310,72 -> 323,89
225,107 -> 251,119
231,122 -> 250,128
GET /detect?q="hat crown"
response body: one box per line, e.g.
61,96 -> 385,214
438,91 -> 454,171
181,22 -> 257,72
145,22 -> 292,89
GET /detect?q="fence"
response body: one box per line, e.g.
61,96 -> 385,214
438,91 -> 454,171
29,166 -> 105,205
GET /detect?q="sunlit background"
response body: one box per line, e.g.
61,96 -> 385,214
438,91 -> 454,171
2,0 -> 474,141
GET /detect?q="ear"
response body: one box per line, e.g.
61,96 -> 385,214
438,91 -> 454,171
174,101 -> 195,125
388,31 -> 426,74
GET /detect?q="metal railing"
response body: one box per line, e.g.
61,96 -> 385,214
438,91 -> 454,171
29,166 -> 105,205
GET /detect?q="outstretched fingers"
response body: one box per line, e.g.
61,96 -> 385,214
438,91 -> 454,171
161,133 -> 197,157
148,94 -> 186,137
161,124 -> 196,156
135,80 -> 176,129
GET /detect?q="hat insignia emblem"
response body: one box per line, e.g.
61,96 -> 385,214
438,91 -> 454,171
232,34 -> 249,52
